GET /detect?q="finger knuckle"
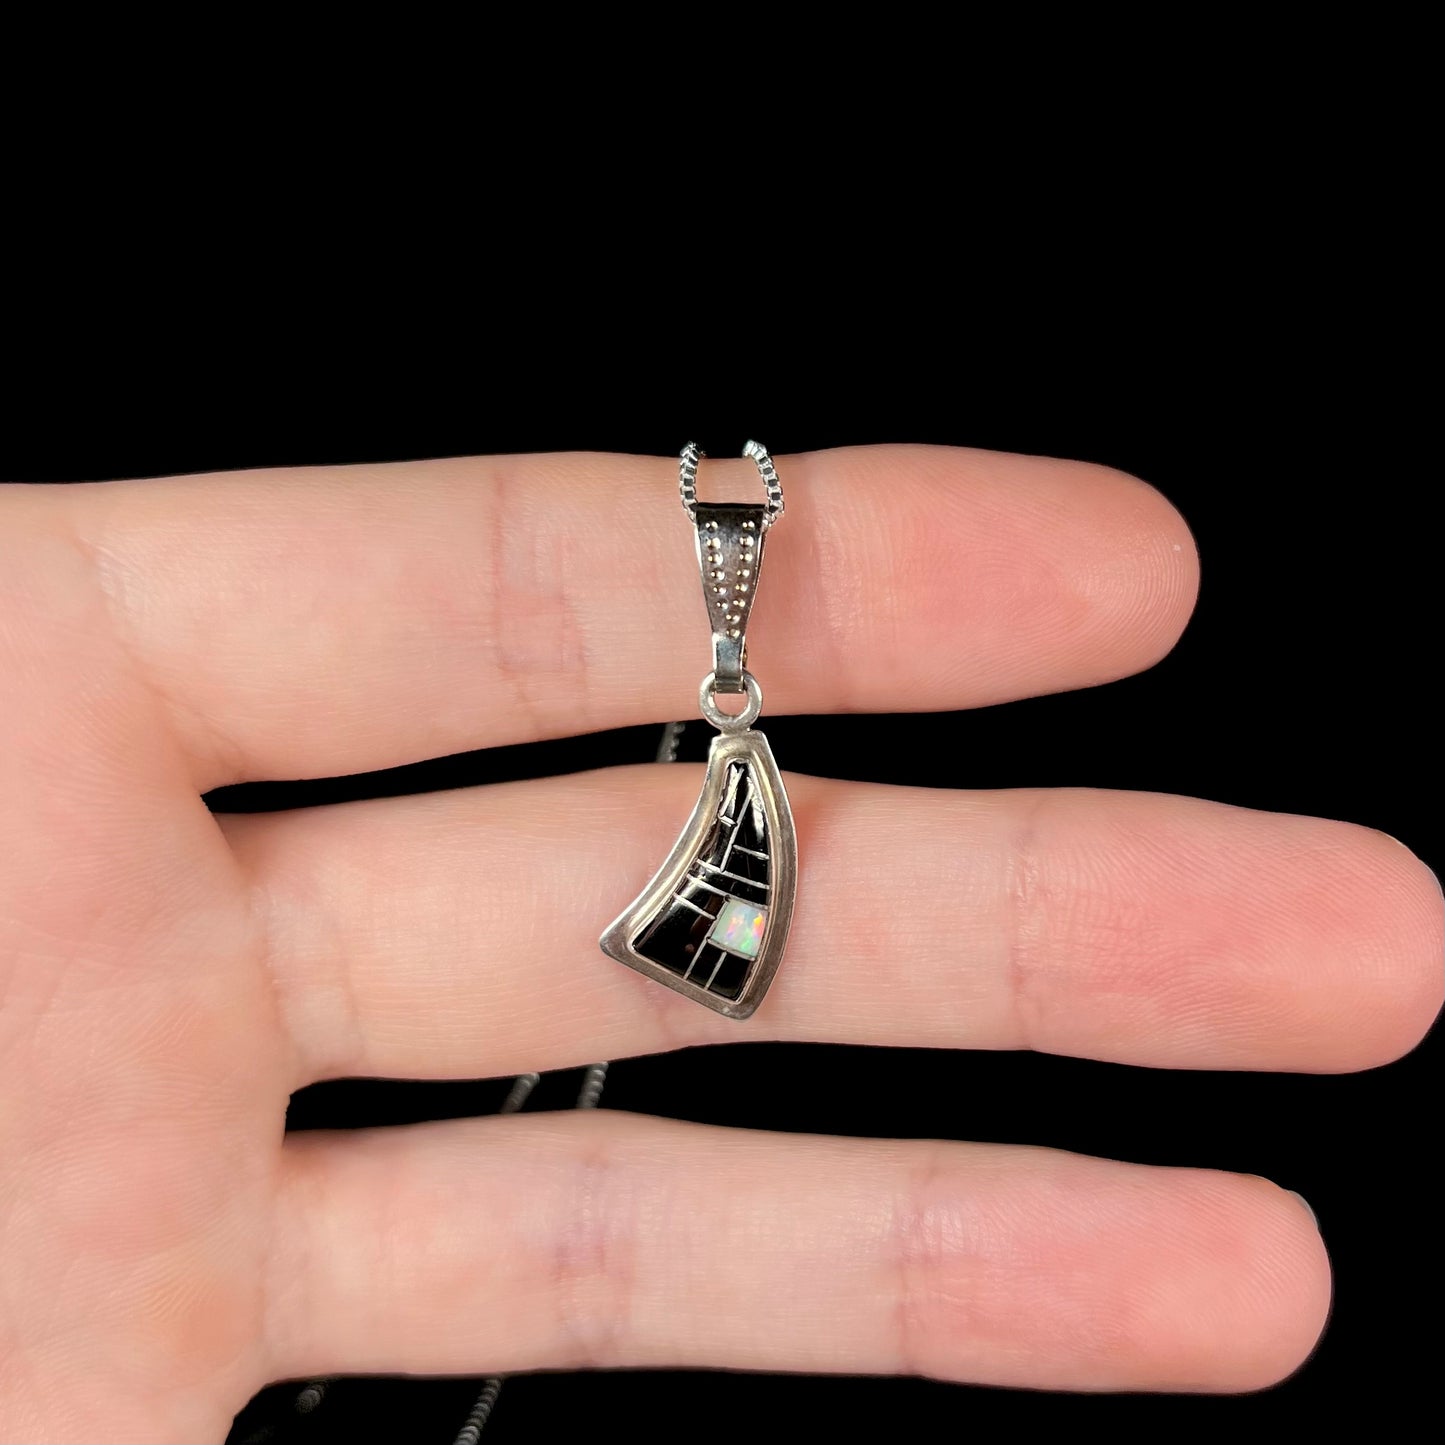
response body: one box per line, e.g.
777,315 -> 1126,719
543,1123 -> 639,1369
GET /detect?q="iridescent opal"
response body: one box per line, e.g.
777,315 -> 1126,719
709,897 -> 768,959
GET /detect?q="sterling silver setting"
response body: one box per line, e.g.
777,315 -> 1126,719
600,441 -> 796,1018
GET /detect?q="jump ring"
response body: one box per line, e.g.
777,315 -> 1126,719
698,670 -> 763,731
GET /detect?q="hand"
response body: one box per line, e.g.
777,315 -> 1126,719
2,447 -> 1438,1442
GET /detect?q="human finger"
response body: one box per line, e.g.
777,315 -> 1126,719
265,1111 -> 1329,1392
55,445 -> 1196,786
223,771 -> 1442,1081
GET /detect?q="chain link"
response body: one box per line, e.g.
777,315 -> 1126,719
447,1063 -> 609,1444
678,441 -> 784,528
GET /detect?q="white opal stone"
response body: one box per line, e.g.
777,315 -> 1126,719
709,897 -> 767,959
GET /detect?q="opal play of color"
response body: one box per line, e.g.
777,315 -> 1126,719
709,897 -> 767,958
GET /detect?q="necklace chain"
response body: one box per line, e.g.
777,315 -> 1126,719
448,492 -> 724,1439
678,440 -> 784,528
271,564 -> 707,1442
444,717 -> 686,1440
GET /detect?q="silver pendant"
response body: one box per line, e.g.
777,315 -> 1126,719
600,442 -> 796,1019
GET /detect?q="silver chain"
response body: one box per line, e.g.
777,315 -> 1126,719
678,441 -> 784,528
278,686 -> 690,1443
443,724 -> 689,1440
655,719 -> 686,764
451,1380 -> 501,1445
444,453 -> 771,1438
263,454 -> 764,1444
448,1062 -> 610,1444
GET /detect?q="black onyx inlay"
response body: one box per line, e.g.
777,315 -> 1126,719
634,760 -> 770,1000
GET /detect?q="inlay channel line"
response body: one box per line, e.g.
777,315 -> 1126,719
676,762 -> 770,990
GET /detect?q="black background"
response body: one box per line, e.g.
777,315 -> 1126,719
5,328 -> 1437,1442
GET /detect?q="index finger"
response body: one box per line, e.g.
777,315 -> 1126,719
51,445 -> 1197,786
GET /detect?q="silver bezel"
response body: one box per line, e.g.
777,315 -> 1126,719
599,728 -> 796,1019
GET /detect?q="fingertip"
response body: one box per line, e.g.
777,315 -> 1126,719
1311,822 -> 1444,1071
808,447 -> 1203,712
1067,462 -> 1200,685
1211,1174 -> 1332,1392
1119,1168 -> 1331,1394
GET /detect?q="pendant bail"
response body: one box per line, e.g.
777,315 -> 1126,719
693,501 -> 768,694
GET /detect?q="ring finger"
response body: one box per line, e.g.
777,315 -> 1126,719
268,1110 -> 1330,1392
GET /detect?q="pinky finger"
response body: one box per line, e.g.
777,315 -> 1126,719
266,1112 -> 1329,1394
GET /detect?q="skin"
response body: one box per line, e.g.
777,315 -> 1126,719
0,446 -> 1438,1442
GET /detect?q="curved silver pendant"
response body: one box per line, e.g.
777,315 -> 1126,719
600,727 -> 795,1019
602,441 -> 795,1019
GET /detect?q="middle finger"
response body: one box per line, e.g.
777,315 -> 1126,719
223,768 -> 1441,1083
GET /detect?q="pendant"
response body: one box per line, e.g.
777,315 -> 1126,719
600,442 -> 796,1019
